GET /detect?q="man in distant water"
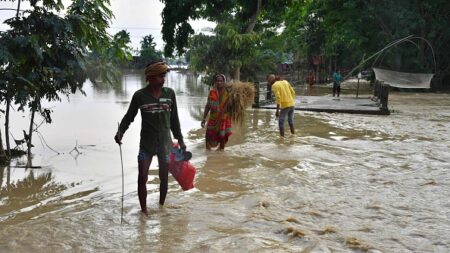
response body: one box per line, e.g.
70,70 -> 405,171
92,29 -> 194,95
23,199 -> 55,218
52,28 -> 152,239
332,69 -> 343,97
267,74 -> 296,137
114,60 -> 185,215
307,70 -> 316,87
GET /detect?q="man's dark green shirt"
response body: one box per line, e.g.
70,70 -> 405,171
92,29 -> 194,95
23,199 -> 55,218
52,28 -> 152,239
118,86 -> 183,155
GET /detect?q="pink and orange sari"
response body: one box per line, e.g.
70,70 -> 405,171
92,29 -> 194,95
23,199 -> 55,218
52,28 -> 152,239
205,88 -> 232,148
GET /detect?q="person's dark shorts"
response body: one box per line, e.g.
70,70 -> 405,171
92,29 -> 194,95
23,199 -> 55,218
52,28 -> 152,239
333,82 -> 341,93
137,148 -> 169,163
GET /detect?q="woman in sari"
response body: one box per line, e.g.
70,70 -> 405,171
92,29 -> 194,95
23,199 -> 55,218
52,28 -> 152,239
200,74 -> 232,150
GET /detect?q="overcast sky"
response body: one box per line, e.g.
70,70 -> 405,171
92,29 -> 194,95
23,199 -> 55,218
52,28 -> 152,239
0,0 -> 215,51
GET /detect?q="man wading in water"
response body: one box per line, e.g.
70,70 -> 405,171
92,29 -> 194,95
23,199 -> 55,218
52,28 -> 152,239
267,74 -> 296,137
114,61 -> 186,215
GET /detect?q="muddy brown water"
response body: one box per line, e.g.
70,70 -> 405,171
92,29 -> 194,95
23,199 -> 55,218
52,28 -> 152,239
1,72 -> 449,252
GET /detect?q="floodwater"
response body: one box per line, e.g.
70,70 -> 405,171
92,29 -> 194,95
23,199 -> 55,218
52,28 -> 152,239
1,71 -> 449,253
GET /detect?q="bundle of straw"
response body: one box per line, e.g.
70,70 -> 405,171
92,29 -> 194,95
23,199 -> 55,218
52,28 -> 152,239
227,82 -> 255,126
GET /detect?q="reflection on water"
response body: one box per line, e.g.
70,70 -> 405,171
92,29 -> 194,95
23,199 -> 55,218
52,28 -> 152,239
197,152 -> 251,194
0,168 -> 66,225
1,71 -> 450,252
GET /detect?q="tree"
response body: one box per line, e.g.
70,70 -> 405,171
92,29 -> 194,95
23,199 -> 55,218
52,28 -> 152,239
281,0 -> 449,87
186,24 -> 260,81
161,0 -> 292,81
0,0 -> 132,165
133,34 -> 163,68
86,30 -> 133,85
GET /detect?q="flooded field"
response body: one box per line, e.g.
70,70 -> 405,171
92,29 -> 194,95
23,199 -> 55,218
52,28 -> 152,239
1,71 -> 449,252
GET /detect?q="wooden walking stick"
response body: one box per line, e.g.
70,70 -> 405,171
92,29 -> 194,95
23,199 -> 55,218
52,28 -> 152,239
118,123 -> 124,224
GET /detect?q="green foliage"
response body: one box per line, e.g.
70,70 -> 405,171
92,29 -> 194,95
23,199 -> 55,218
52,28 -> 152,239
0,0 -> 132,108
162,0 -> 292,81
158,0 -> 450,86
282,0 -> 449,84
2,8 -> 87,110
85,30 -> 133,86
161,0 -> 292,57
0,0 -> 133,156
132,35 -> 163,69
186,24 -> 262,81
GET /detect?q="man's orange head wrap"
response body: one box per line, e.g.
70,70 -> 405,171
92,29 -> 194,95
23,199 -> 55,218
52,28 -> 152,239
145,62 -> 170,77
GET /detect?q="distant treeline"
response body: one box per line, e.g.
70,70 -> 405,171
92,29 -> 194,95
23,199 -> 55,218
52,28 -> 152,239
159,0 -> 449,90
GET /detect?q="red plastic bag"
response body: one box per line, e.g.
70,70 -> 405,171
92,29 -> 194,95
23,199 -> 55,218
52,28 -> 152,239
168,145 -> 196,191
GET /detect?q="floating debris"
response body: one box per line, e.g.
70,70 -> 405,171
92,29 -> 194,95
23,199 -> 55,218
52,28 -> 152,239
259,200 -> 270,208
284,226 -> 306,237
316,226 -> 338,235
285,216 -> 300,224
345,237 -> 373,251
366,204 -> 383,210
304,210 -> 323,217
165,204 -> 183,209
358,226 -> 374,233
421,180 -> 437,186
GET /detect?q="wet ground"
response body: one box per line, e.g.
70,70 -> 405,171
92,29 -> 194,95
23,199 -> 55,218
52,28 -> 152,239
1,72 -> 449,252
259,95 -> 385,114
